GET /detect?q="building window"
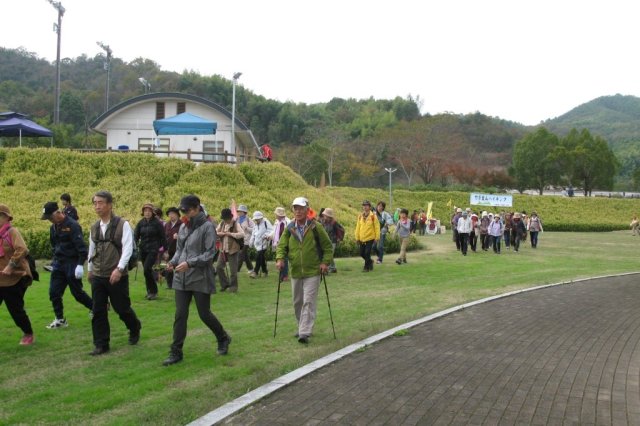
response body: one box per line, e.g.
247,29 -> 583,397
177,102 -> 186,114
203,140 -> 225,162
138,138 -> 170,155
156,102 -> 165,119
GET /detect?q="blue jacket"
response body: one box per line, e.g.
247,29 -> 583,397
50,215 -> 87,266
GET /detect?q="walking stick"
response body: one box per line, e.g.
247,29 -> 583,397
322,273 -> 337,339
273,274 -> 282,338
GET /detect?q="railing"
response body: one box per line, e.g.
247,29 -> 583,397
72,147 -> 262,164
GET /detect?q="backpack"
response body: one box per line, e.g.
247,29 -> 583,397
92,216 -> 138,271
229,220 -> 244,249
1,228 -> 39,282
333,222 -> 345,243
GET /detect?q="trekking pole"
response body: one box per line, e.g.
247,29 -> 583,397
273,274 -> 282,338
322,273 -> 337,339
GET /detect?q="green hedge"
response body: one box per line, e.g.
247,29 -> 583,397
1,148 -> 637,258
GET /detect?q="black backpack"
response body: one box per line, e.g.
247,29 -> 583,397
93,216 -> 139,271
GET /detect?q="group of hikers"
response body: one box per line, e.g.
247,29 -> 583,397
1,192 -> 547,364
450,207 -> 544,256
0,192 -> 346,365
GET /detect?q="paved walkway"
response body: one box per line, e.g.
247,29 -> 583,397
220,274 -> 640,425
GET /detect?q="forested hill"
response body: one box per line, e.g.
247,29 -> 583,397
544,94 -> 640,147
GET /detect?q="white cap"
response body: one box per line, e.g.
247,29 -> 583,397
252,211 -> 264,220
292,197 -> 308,207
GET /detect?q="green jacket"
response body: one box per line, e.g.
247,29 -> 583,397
276,219 -> 334,279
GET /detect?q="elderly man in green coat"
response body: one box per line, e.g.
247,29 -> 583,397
276,197 -> 333,344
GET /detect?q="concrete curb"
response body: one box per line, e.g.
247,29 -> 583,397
187,271 -> 640,426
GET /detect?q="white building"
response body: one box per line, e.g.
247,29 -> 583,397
90,92 -> 258,162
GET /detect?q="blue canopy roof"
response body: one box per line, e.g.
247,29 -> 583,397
0,112 -> 53,137
153,112 -> 217,136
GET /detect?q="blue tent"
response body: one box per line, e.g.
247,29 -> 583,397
0,112 -> 53,146
153,112 -> 217,136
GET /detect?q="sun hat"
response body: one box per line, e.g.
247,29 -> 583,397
252,211 -> 264,220
322,208 -> 335,219
274,207 -> 286,217
141,203 -> 155,216
41,201 -> 59,220
456,208 -> 462,213
237,204 -> 248,213
0,204 -> 14,221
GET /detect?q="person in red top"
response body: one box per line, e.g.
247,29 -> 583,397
261,144 -> 273,162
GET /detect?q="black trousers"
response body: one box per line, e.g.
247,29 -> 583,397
49,262 -> 93,319
452,229 -> 460,250
0,280 -> 33,335
237,245 -> 254,272
140,250 -> 158,295
254,249 -> 268,274
470,231 -> 478,252
90,274 -> 141,348
459,233 -> 469,255
170,289 -> 226,354
359,240 -> 375,270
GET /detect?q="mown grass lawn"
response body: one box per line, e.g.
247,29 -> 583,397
1,231 -> 638,425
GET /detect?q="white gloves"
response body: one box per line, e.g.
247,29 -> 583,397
74,265 -> 84,279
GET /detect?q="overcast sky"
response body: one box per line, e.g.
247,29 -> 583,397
3,0 -> 639,125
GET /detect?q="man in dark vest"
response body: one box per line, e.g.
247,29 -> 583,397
87,190 -> 142,356
41,201 -> 93,329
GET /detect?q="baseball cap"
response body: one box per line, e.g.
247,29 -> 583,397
41,201 -> 59,220
292,197 -> 308,207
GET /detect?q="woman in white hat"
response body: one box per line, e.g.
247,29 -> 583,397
269,207 -> 290,281
249,211 -> 273,278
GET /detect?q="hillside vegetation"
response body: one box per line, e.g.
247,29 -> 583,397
0,149 -> 638,257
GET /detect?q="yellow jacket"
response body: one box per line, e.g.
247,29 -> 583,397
355,212 -> 380,242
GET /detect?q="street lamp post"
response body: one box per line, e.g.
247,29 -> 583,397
231,72 -> 242,152
385,167 -> 398,210
138,77 -> 150,94
47,0 -> 65,124
97,42 -> 112,112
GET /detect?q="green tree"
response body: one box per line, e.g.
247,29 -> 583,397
512,127 -> 562,195
561,128 -> 619,195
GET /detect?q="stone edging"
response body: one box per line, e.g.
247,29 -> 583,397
187,271 -> 640,426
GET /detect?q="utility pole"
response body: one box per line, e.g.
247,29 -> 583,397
97,42 -> 112,112
47,0 -> 65,124
231,72 -> 242,153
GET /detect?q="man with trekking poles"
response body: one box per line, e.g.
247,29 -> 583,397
275,197 -> 334,344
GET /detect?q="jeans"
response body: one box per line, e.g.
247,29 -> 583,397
170,289 -> 226,354
90,274 -> 141,348
470,231 -> 478,252
503,230 -> 511,248
374,232 -> 387,262
49,261 -> 93,319
492,235 -> 501,253
530,231 -> 539,248
140,250 -> 158,295
0,280 -> 33,335
360,240 -> 375,270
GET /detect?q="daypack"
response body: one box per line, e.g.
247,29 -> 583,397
1,227 -> 39,282
92,216 -> 138,271
333,222 -> 345,243
228,220 -> 244,250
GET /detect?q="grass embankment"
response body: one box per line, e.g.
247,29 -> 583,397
0,231 -> 637,424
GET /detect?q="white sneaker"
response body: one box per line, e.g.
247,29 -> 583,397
46,318 -> 68,329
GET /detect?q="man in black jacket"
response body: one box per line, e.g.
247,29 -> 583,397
41,202 -> 93,329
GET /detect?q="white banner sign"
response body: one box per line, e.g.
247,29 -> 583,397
470,193 -> 513,207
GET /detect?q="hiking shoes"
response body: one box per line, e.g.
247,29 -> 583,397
162,351 -> 183,366
19,334 -> 35,345
217,335 -> 232,355
46,318 -> 68,329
